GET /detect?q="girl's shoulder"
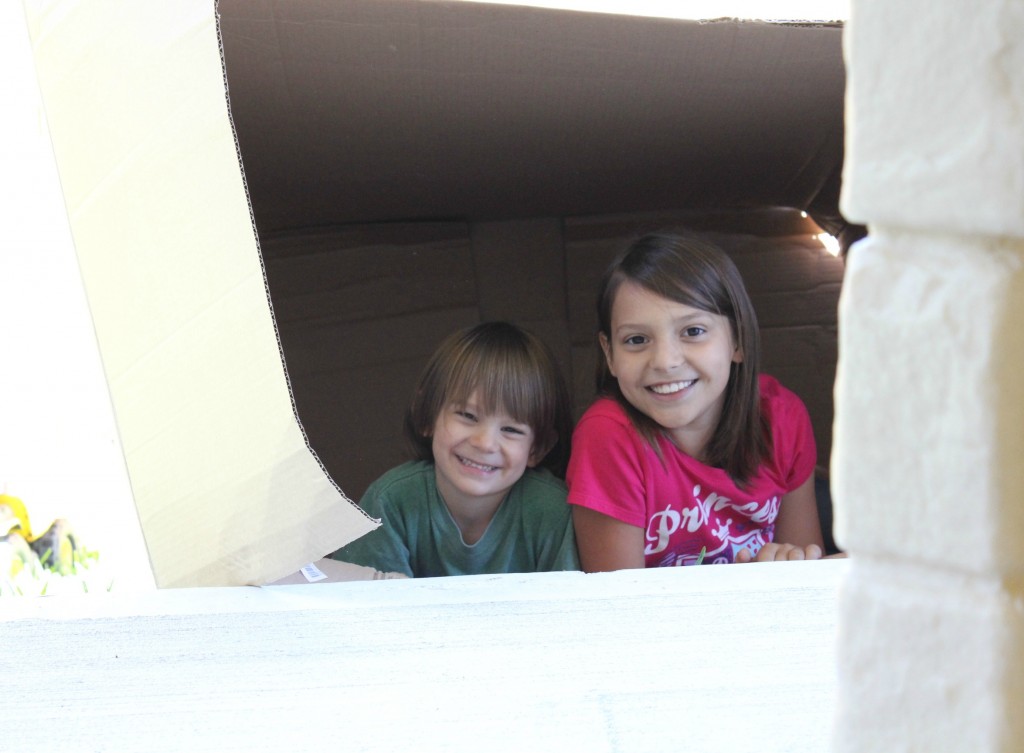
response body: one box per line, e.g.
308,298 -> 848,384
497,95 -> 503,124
575,396 -> 633,430
572,397 -> 650,456
758,373 -> 811,421
758,373 -> 816,481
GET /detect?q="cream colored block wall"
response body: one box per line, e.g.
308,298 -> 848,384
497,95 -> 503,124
835,0 -> 1024,750
834,231 -> 1024,571
842,0 -> 1024,237
836,559 -> 1024,752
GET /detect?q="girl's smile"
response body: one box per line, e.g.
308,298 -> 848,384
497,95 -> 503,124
601,280 -> 742,459
648,379 -> 696,395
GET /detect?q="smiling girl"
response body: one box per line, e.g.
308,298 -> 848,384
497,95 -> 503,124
332,321 -> 578,577
567,233 -> 825,570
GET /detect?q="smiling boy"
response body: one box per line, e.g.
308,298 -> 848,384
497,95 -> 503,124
331,322 -> 579,577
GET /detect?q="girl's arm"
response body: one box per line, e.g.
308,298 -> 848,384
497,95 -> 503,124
572,505 -> 646,572
737,472 -> 825,562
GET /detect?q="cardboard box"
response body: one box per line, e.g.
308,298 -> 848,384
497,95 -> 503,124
218,1 -> 852,499
15,0 -> 853,586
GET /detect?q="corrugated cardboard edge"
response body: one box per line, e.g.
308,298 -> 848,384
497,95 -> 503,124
211,2 -> 384,560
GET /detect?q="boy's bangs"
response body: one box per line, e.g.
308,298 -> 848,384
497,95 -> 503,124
445,348 -> 544,429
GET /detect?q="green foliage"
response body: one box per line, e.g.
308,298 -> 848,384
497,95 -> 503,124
1,541 -> 113,597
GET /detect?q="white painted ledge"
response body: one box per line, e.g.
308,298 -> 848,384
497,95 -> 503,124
3,559 -> 846,752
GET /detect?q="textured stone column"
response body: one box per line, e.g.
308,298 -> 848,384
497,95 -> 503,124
833,0 -> 1024,750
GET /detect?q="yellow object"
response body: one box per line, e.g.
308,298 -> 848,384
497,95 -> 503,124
0,493 -> 32,539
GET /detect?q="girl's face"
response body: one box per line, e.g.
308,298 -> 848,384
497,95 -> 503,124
431,389 -> 538,510
600,280 -> 742,459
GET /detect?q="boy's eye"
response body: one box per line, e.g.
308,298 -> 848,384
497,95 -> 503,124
455,410 -> 477,421
501,425 -> 527,436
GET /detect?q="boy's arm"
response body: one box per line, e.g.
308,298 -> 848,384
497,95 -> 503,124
538,508 -> 582,571
330,486 -> 415,577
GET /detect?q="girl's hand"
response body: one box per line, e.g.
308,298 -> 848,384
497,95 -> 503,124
735,542 -> 823,563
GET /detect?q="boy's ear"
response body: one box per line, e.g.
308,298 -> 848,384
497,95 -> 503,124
528,434 -> 555,468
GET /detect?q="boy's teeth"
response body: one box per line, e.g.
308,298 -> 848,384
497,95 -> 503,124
650,380 -> 695,395
460,456 -> 496,471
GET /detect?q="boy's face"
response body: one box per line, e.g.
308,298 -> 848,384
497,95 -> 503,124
431,389 -> 537,511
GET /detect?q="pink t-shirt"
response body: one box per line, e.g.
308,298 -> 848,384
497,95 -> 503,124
566,374 -> 816,567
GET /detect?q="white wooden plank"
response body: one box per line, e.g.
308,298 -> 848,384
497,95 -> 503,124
2,561 -> 845,752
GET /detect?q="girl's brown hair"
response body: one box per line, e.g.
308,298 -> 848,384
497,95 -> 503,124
595,232 -> 769,485
404,321 -> 573,477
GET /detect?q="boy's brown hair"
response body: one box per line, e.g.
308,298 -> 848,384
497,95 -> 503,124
404,321 -> 573,477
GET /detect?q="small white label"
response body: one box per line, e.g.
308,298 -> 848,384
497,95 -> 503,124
299,562 -> 328,583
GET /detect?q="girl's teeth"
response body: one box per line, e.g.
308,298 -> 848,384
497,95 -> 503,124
650,380 -> 695,395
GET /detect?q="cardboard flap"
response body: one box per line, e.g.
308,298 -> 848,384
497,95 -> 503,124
23,0 -> 376,587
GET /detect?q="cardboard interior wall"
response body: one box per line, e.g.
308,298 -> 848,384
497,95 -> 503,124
217,1 -> 852,521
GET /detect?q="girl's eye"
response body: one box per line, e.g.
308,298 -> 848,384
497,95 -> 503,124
502,425 -> 527,436
455,410 -> 477,422
623,334 -> 647,346
683,326 -> 706,338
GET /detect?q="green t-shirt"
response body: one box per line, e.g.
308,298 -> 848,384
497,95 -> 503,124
332,460 -> 579,577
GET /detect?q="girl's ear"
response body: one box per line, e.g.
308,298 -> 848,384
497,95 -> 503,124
599,332 -> 616,376
732,344 -> 744,364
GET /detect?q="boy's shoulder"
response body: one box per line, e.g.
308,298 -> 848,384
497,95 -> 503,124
362,460 -> 436,505
516,466 -> 567,494
509,468 -> 570,522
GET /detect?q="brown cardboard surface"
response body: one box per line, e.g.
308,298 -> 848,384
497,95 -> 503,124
219,1 -> 847,232
218,3 -> 851,504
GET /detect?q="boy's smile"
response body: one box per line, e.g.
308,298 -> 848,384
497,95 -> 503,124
431,389 -> 537,519
601,280 -> 741,459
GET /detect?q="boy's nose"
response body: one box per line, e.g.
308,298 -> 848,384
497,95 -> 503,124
470,424 -> 499,450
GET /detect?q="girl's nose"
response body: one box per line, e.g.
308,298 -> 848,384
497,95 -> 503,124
651,338 -> 684,372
